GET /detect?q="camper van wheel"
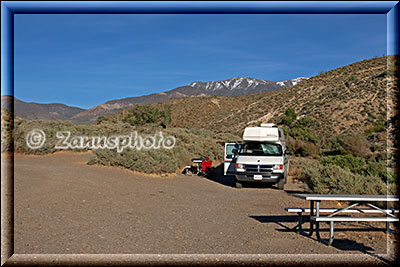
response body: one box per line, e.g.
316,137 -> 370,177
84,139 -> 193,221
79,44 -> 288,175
235,181 -> 242,189
277,179 -> 285,190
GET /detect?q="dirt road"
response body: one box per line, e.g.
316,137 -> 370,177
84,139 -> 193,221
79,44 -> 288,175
9,152 -> 396,264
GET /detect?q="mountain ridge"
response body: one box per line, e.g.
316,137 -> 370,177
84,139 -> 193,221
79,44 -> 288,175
142,55 -> 395,137
1,95 -> 85,121
2,76 -> 306,123
71,76 -> 307,123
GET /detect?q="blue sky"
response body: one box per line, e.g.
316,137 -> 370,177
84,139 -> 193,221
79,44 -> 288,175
12,14 -> 387,109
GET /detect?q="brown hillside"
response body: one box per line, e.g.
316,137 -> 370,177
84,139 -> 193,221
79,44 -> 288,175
155,55 -> 396,137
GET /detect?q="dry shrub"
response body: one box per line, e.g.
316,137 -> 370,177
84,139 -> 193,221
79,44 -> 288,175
339,134 -> 370,157
12,118 -> 240,174
286,136 -> 318,158
88,127 -> 240,174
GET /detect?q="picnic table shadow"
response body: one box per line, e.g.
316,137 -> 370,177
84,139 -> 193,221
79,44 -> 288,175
249,215 -> 386,253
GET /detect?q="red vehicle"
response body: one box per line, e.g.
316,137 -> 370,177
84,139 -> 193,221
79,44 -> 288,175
183,156 -> 213,177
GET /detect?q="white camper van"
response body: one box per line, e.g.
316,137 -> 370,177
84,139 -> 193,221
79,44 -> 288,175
224,123 -> 289,189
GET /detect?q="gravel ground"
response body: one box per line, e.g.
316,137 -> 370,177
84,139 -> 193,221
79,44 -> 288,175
7,152 -> 398,265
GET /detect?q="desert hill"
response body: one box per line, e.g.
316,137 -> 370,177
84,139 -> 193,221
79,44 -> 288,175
147,56 -> 396,137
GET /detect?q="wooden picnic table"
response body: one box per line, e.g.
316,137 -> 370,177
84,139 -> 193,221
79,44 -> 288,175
290,194 -> 399,245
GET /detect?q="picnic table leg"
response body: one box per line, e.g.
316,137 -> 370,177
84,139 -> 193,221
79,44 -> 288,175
365,202 -> 396,234
387,221 -> 395,235
297,203 -> 314,236
314,201 -> 334,246
293,212 -> 303,231
316,220 -> 334,246
308,200 -> 314,237
315,200 -> 320,238
328,221 -> 334,245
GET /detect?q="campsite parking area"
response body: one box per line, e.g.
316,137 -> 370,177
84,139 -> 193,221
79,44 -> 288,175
10,152 -> 396,264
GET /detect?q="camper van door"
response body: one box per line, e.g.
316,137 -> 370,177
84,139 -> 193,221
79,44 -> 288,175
224,143 -> 240,175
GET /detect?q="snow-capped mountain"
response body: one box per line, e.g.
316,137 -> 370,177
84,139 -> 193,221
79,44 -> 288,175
276,77 -> 309,87
188,77 -> 308,96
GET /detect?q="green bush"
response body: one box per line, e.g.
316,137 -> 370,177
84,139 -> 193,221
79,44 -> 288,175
297,116 -> 313,127
1,109 -> 14,152
387,170 -> 397,184
348,75 -> 357,83
121,104 -> 171,126
96,116 -> 108,124
298,159 -> 387,195
363,160 -> 389,182
280,109 -> 319,144
280,108 -> 297,126
319,154 -> 396,184
288,126 -> 318,143
365,123 -> 385,135
320,154 -> 365,173
89,148 -> 178,173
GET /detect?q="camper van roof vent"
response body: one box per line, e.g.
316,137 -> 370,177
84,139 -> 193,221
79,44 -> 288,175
260,123 -> 277,128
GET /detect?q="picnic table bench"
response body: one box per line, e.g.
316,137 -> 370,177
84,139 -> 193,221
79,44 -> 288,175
286,194 -> 399,245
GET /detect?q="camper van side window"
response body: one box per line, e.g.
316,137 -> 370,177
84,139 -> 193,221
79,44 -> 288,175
226,144 -> 240,157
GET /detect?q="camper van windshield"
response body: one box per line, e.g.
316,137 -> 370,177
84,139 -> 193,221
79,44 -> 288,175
239,142 -> 282,156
